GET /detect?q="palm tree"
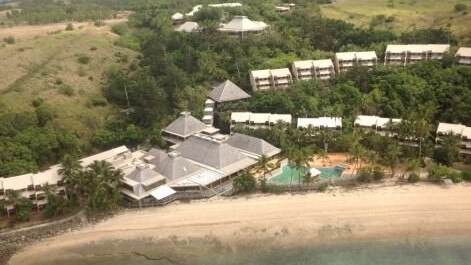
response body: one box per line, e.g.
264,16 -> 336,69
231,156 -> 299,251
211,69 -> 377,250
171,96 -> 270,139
255,155 -> 275,186
84,160 -> 124,214
58,155 -> 84,206
441,132 -> 461,167
350,141 -> 367,175
5,190 -> 22,218
407,158 -> 421,178
383,143 -> 401,178
317,149 -> 329,166
412,104 -> 436,160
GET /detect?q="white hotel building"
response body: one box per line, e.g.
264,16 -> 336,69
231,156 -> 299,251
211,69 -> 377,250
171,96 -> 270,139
291,59 -> 335,81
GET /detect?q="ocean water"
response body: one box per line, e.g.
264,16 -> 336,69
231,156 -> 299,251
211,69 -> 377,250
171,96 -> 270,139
53,235 -> 471,265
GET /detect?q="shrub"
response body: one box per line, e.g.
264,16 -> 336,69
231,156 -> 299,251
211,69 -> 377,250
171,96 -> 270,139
77,54 -> 90,64
31,98 -> 44,107
111,23 -> 129,36
461,170 -> 471,182
454,3 -> 467,12
65,23 -> 74,31
408,173 -> 420,183
449,172 -> 462,183
318,182 -> 329,192
233,171 -> 256,192
114,35 -> 141,51
58,84 -> 74,96
357,167 -> 374,183
55,78 -> 63,85
385,16 -> 395,23
372,166 -> 385,181
3,36 -> 15,44
15,198 -> 33,222
427,164 -> 454,183
90,46 -> 97,51
87,98 -> 108,107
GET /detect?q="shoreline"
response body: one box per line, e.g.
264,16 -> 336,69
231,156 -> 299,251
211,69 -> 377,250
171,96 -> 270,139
7,183 -> 471,264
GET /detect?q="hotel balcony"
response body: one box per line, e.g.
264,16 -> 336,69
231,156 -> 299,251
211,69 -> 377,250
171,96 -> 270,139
458,58 -> 471,65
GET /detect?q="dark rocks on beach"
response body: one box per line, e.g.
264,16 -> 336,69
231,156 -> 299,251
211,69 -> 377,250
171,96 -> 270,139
0,214 -> 88,265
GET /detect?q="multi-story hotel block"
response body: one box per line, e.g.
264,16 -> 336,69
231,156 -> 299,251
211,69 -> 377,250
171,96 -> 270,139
297,117 -> 342,131
334,51 -> 378,72
231,112 -> 292,129
354,115 -> 401,137
436,123 -> 471,156
250,68 -> 293,91
384,44 -> 450,66
456,47 -> 471,67
291,59 -> 335,81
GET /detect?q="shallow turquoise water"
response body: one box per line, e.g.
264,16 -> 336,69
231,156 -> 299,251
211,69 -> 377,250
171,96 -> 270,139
59,235 -> 471,265
270,165 -> 344,184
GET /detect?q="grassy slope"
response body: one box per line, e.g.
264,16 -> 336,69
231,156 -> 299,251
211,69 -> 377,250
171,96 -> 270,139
321,0 -> 471,43
0,27 -> 137,139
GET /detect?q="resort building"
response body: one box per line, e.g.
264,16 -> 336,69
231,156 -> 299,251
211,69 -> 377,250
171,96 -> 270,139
275,6 -> 290,13
1,145 -> 136,215
219,16 -> 268,37
384,44 -> 450,66
291,59 -> 335,81
171,12 -> 184,22
436,123 -> 471,156
355,51 -> 378,68
249,68 -> 293,91
354,115 -> 401,137
185,5 -> 203,17
202,99 -> 215,125
176,22 -> 199,33
208,79 -> 251,104
162,112 -> 209,144
334,51 -> 378,72
208,3 -> 242,8
297,117 -> 343,131
456,47 -> 471,66
231,112 -> 292,129
204,79 -> 251,125
270,68 -> 293,90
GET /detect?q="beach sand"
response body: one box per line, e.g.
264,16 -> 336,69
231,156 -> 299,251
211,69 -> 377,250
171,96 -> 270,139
8,184 -> 471,264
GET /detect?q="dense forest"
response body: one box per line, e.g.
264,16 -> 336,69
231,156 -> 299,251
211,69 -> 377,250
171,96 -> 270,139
1,0 -> 471,177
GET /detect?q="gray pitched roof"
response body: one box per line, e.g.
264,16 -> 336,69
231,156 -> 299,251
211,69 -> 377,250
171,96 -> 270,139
227,133 -> 281,157
153,153 -> 202,181
163,112 -> 208,138
176,21 -> 199,32
209,80 -> 251,103
219,16 -> 268,32
175,135 -> 250,169
144,148 -> 168,164
127,165 -> 164,184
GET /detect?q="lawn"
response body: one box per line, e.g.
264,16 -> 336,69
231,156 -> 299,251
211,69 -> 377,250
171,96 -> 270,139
320,0 -> 471,43
0,26 -> 138,139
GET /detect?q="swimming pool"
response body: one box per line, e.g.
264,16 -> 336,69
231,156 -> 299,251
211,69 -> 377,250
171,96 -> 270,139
269,165 -> 344,185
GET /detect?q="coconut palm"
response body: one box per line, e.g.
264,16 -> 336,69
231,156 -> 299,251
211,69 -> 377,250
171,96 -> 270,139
58,154 -> 84,205
412,104 -> 436,160
293,147 -> 314,186
5,190 -> 22,218
383,143 -> 401,178
440,132 -> 461,166
84,160 -> 124,214
255,154 -> 275,185
317,149 -> 329,166
407,158 -> 421,178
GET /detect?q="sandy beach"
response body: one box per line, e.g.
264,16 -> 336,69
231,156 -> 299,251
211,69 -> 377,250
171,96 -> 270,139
8,184 -> 471,264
